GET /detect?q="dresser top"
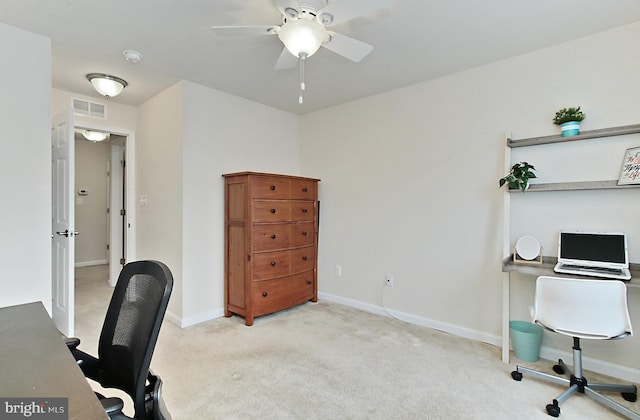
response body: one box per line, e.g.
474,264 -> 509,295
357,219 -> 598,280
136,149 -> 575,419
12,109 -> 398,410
222,171 -> 320,182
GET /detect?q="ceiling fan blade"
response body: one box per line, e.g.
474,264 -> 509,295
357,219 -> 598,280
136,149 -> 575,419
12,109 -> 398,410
271,0 -> 302,17
322,32 -> 373,62
274,47 -> 299,70
211,25 -> 278,37
320,0 -> 392,26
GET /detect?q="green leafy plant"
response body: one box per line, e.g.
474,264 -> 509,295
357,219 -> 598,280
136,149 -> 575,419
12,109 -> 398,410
499,162 -> 537,192
553,106 -> 585,125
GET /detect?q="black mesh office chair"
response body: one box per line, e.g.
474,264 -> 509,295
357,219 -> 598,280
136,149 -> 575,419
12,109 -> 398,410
511,276 -> 638,418
67,260 -> 173,420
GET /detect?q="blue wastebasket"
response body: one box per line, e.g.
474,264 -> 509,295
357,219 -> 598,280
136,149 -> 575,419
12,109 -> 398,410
510,320 -> 543,362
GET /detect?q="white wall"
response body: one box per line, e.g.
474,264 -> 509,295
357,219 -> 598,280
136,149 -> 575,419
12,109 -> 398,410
136,83 -> 185,321
0,23 -> 52,311
52,89 -> 138,130
300,22 -> 640,375
181,81 -> 300,326
136,80 -> 300,326
75,137 -> 109,265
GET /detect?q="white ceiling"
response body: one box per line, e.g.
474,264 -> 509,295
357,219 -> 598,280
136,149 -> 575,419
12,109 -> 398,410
2,0 -> 640,115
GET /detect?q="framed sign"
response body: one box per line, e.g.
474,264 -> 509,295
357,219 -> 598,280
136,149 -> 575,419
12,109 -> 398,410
618,146 -> 640,185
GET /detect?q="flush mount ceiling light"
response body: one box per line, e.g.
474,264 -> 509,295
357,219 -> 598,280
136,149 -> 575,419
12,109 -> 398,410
86,73 -> 128,98
82,130 -> 109,142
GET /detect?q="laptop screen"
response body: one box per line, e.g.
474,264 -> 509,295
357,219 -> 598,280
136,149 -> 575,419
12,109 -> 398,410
558,232 -> 628,266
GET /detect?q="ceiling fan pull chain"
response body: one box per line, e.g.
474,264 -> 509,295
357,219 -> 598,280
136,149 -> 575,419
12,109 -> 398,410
298,53 -> 307,104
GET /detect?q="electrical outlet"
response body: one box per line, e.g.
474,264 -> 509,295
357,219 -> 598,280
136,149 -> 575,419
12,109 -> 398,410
335,265 -> 342,277
385,274 -> 394,287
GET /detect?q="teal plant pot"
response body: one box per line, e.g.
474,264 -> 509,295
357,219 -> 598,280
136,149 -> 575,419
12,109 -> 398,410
560,121 -> 581,137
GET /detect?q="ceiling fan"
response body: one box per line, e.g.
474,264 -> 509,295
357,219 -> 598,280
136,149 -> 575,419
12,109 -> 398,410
211,0 -> 392,70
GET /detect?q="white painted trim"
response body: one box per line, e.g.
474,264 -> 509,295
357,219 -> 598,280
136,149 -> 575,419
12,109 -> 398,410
165,308 -> 225,328
318,291 -> 640,383
75,260 -> 108,267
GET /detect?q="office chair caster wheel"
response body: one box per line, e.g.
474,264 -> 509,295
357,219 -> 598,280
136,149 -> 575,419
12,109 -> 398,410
553,364 -> 565,375
546,403 -> 560,417
622,392 -> 637,402
511,371 -> 522,381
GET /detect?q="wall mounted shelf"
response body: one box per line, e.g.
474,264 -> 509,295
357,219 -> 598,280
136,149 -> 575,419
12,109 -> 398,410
507,124 -> 640,148
509,180 -> 640,192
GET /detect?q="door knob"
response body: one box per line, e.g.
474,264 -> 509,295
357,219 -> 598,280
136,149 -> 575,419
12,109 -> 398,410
56,229 -> 80,237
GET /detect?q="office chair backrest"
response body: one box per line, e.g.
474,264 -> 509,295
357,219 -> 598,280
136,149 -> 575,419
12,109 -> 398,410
98,260 -> 173,419
534,276 -> 632,340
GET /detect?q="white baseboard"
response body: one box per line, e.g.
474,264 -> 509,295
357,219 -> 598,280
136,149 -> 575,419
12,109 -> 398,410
318,291 -> 640,384
75,259 -> 108,267
165,308 -> 225,329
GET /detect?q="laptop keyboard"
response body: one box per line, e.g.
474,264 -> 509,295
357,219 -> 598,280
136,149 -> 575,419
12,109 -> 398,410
561,264 -> 623,274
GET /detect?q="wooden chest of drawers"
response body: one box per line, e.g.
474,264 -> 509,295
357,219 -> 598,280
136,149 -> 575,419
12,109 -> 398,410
223,172 -> 320,325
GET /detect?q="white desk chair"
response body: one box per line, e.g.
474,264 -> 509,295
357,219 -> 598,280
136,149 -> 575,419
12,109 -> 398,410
511,275 -> 638,418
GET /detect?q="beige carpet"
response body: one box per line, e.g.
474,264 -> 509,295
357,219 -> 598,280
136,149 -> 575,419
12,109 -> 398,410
75,265 -> 636,419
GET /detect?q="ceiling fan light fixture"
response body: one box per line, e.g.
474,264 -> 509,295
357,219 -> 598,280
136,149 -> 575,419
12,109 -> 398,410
82,130 -> 109,142
86,73 -> 128,98
278,19 -> 327,58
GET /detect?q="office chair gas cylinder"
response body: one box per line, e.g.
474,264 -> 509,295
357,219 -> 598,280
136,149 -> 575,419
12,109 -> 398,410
511,276 -> 638,418
66,260 -> 173,420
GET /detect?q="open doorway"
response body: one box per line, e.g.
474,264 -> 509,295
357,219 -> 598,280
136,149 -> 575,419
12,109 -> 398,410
73,129 -> 126,288
74,127 -> 127,285
52,109 -> 136,336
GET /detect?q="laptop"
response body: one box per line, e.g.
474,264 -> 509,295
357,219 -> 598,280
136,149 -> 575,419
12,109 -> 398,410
553,231 -> 631,280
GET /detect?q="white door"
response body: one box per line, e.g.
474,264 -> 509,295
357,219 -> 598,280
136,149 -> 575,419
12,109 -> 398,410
51,109 -> 75,337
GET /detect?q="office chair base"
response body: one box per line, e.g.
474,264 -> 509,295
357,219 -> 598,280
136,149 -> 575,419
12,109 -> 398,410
512,362 -> 640,419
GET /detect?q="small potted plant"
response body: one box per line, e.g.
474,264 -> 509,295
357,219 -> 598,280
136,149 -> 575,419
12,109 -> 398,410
499,162 -> 537,192
553,106 -> 585,137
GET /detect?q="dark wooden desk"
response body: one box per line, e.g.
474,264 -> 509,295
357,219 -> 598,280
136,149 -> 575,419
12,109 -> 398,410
0,302 -> 108,419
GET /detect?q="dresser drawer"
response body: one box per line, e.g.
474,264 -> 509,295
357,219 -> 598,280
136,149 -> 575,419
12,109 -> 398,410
252,176 -> 289,199
252,272 -> 315,315
252,250 -> 290,280
290,201 -> 315,222
253,200 -> 290,222
252,224 -> 291,251
290,179 -> 317,200
290,223 -> 315,248
290,247 -> 316,274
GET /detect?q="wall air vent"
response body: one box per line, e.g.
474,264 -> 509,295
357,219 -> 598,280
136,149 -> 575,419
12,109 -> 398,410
72,98 -> 106,119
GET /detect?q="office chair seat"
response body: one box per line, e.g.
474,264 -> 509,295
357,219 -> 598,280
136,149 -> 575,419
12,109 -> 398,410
511,276 -> 638,419
67,260 -> 173,420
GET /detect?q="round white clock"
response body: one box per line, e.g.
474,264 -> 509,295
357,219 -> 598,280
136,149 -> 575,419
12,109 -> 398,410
515,236 -> 541,261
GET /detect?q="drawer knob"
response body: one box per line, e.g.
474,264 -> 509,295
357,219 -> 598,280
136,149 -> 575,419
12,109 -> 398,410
270,208 -> 276,214
271,234 -> 277,239
262,292 -> 268,297
302,231 -> 308,236
302,208 -> 308,213
270,185 -> 276,190
271,261 -> 277,266
307,280 -> 312,285
302,187 -> 308,192
302,256 -> 308,261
